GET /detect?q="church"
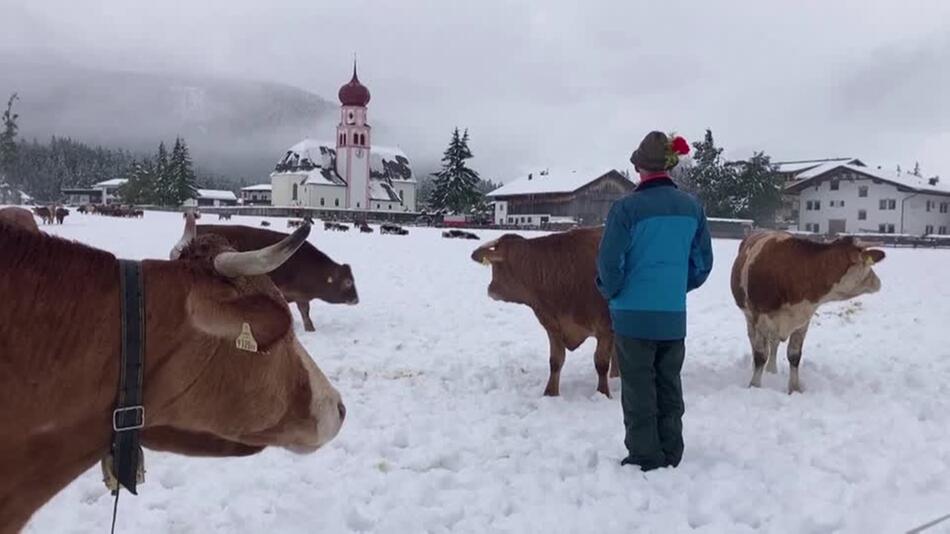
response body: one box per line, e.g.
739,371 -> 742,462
270,64 -> 417,212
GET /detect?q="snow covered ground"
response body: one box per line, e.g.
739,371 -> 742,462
22,210 -> 950,533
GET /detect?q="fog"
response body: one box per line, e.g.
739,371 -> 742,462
3,0 -> 950,181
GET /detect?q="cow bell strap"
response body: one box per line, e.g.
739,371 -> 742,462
111,259 -> 146,495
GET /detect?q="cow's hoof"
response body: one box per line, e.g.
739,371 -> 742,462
542,388 -> 559,397
788,383 -> 804,395
748,380 -> 762,389
304,325 -> 316,333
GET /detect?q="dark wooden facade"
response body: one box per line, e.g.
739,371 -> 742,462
496,171 -> 634,226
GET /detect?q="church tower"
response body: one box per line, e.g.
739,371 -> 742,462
336,62 -> 372,209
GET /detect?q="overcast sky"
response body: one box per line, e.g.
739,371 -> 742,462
3,0 -> 950,180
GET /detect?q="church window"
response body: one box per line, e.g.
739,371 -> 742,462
352,133 -> 358,145
292,183 -> 298,201
320,198 -> 325,206
335,198 -> 340,207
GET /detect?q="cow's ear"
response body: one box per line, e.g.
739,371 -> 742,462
186,292 -> 292,352
862,249 -> 886,265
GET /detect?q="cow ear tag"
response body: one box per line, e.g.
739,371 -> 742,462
236,322 -> 259,353
864,255 -> 874,267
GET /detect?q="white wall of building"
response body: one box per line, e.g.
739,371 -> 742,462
271,173 -> 307,206
797,177 -> 950,235
493,200 -> 508,225
304,184 -> 347,209
392,181 -> 416,212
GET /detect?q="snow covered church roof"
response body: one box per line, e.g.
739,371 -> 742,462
487,168 -> 626,197
271,139 -> 410,202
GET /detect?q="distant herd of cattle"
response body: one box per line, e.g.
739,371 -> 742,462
0,204 -> 888,529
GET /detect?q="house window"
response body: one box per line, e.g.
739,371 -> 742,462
292,183 -> 298,201
320,198 -> 325,206
376,203 -> 380,209
940,226 -> 948,235
889,199 -> 896,210
335,198 -> 340,207
925,225 -> 934,235
508,217 -> 513,223
830,179 -> 840,191
879,224 -> 895,234
858,186 -> 868,198
927,200 -> 934,212
858,209 -> 867,221
815,200 -> 821,210
941,202 -> 949,213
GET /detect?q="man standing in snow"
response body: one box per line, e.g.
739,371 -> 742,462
596,131 -> 713,471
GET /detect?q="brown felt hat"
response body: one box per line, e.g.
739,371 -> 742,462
630,131 -> 674,172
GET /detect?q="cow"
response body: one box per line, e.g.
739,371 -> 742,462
471,228 -> 620,397
54,207 -> 69,224
359,223 -> 373,234
380,223 -> 408,236
442,229 -> 480,240
0,215 -> 345,532
188,224 -> 359,332
218,213 -> 232,221
77,204 -> 89,215
325,222 -> 349,232
261,221 -> 271,227
0,207 -> 39,233
288,217 -> 314,229
32,206 -> 53,225
731,231 -> 886,394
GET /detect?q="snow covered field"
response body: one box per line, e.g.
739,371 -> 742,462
22,210 -> 950,533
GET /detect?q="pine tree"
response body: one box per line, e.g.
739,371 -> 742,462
429,128 -> 482,214
730,152 -> 782,224
118,158 -> 158,205
681,128 -> 736,216
167,137 -> 198,206
0,93 -> 19,186
153,141 -> 171,205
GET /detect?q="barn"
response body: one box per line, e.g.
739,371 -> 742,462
487,169 -> 634,228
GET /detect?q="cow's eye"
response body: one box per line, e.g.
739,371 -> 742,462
343,279 -> 353,289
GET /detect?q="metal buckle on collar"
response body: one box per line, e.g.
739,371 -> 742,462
113,406 -> 145,432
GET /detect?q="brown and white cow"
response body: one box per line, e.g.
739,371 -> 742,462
178,223 -> 359,332
0,217 -> 344,532
472,228 -> 619,397
0,207 -> 39,233
731,231 -> 885,394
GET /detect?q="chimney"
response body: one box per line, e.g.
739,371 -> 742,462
527,173 -> 533,181
929,176 -> 940,186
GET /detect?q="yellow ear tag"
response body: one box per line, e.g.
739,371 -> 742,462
864,255 -> 874,267
481,257 -> 491,266
235,323 -> 259,353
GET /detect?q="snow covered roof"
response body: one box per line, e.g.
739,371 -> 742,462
241,184 -> 272,192
774,158 -> 861,175
272,139 -> 414,187
488,169 -> 626,197
196,189 -> 237,201
785,162 -> 950,196
94,178 -> 128,188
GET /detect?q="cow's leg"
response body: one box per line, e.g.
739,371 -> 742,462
543,332 -> 566,397
748,322 -> 769,388
765,337 -> 780,374
609,341 -> 621,379
295,301 -> 316,332
787,322 -> 810,394
765,337 -> 779,374
594,336 -> 612,398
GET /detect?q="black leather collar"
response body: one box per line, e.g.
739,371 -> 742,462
111,259 -> 146,494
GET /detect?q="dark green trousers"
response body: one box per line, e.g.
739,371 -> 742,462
615,336 -> 685,471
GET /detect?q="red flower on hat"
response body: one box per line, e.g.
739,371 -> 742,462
671,136 -> 690,156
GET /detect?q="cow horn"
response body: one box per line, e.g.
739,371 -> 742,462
170,210 -> 198,260
213,223 -> 310,277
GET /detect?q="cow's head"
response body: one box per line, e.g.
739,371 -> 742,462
826,236 -> 886,301
158,214 -> 344,454
471,234 -> 530,303
314,263 -> 359,305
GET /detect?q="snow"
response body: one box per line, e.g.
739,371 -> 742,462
275,139 -> 415,187
241,184 -> 272,192
845,164 -> 950,196
774,158 -> 859,175
488,169 -> 623,197
23,210 -> 950,534
196,189 -> 237,201
93,178 -> 129,188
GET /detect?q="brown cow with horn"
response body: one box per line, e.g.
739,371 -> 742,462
472,228 -> 619,397
0,214 -> 344,532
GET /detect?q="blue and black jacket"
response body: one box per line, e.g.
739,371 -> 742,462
596,177 -> 713,341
